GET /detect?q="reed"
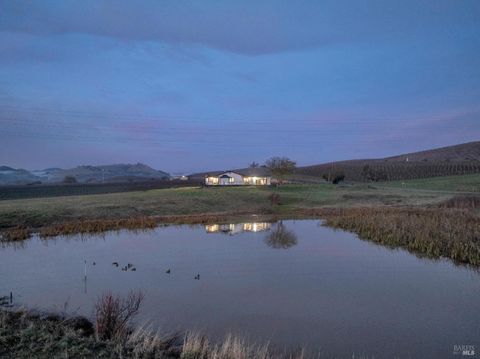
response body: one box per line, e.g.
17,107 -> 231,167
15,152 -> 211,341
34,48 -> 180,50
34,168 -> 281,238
318,207 -> 480,266
38,216 -> 158,238
439,195 -> 480,209
0,227 -> 30,242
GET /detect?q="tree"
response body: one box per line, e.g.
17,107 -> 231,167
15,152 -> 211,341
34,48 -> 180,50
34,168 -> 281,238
265,157 -> 296,185
264,221 -> 298,249
63,175 -> 77,184
249,161 -> 260,168
332,172 -> 345,184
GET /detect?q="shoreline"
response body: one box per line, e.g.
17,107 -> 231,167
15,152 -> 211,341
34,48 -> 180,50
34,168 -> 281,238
0,307 -> 350,359
1,205 -> 479,267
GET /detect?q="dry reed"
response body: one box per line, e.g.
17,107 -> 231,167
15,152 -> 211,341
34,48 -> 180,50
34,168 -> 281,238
318,207 -> 480,266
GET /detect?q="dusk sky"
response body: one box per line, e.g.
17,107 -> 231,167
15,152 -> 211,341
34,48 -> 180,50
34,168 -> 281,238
1,1 -> 479,174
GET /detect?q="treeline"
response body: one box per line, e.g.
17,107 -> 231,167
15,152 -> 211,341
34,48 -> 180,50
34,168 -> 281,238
297,160 -> 480,182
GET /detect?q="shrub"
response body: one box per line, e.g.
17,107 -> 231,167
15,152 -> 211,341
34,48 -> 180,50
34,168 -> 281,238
62,175 -> 77,184
269,193 -> 281,205
95,290 -> 144,341
332,173 -> 345,184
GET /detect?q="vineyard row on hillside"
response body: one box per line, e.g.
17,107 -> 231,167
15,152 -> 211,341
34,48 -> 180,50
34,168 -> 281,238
297,160 -> 480,182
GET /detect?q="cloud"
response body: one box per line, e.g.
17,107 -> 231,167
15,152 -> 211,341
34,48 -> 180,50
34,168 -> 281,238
2,0 -> 479,55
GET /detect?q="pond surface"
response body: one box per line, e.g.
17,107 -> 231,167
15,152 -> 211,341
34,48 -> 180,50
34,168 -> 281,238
1,220 -> 479,358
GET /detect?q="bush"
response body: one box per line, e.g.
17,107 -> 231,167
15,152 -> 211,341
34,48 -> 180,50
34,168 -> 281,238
62,175 -> 77,184
332,173 -> 345,184
95,290 -> 144,341
268,193 -> 280,205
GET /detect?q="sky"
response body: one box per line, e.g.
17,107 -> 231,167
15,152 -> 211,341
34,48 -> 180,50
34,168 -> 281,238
1,1 -> 479,174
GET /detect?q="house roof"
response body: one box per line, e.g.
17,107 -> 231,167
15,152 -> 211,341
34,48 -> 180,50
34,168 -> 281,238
235,167 -> 271,177
205,167 -> 271,178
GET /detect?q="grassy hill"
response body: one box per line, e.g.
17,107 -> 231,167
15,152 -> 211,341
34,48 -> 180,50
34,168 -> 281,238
296,141 -> 480,182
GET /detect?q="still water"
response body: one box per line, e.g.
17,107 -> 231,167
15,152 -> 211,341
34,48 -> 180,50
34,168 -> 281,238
1,220 -> 479,358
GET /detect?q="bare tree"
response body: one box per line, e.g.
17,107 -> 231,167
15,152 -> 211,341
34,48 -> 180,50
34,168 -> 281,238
264,221 -> 298,249
265,157 -> 296,185
95,290 -> 144,341
249,161 -> 260,168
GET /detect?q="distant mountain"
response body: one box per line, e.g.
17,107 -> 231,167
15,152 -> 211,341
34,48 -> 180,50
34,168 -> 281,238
31,168 -> 63,181
296,141 -> 480,182
0,166 -> 41,185
0,163 -> 170,185
47,163 -> 170,183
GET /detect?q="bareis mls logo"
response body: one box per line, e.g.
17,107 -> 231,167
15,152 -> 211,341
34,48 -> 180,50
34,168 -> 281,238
453,345 -> 475,356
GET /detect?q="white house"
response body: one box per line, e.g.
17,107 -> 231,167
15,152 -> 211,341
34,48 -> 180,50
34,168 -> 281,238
205,222 -> 272,235
204,168 -> 271,186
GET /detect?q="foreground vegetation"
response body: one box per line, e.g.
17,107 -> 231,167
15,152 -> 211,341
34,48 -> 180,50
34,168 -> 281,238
318,207 -> 480,266
0,308 -> 307,359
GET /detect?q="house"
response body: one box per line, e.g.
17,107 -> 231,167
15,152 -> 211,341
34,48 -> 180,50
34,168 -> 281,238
204,168 -> 271,186
205,222 -> 272,235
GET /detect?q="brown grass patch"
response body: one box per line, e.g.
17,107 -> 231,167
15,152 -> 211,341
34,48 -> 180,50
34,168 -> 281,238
313,207 -> 480,266
0,227 -> 31,242
439,195 -> 480,209
38,216 -> 158,238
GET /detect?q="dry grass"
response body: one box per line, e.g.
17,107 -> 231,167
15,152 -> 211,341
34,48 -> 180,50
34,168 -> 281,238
40,216 -> 158,238
439,195 -> 480,209
1,308 -> 312,359
181,332 -> 308,359
0,227 -> 30,241
317,207 -> 480,266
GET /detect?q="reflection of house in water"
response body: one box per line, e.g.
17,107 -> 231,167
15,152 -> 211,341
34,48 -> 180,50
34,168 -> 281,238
205,222 -> 272,235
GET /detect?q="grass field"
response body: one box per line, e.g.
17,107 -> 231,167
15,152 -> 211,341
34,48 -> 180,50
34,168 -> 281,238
0,179 -> 200,200
378,173 -> 480,192
0,183 -> 456,231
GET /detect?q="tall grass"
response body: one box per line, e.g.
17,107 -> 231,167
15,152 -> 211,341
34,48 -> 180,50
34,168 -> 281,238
0,227 -> 30,241
439,195 -> 480,209
181,332 -> 273,359
1,308 -> 311,358
318,207 -> 480,266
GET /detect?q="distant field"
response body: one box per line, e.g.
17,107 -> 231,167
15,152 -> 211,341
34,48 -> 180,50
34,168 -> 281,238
378,173 -> 480,192
0,179 -> 201,201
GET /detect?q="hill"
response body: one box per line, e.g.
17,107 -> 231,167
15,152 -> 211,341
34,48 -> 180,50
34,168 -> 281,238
296,141 -> 480,182
47,163 -> 170,183
0,163 -> 170,185
0,166 -> 41,185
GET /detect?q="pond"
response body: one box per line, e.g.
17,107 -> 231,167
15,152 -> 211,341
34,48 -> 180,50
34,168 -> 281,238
1,220 -> 479,358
